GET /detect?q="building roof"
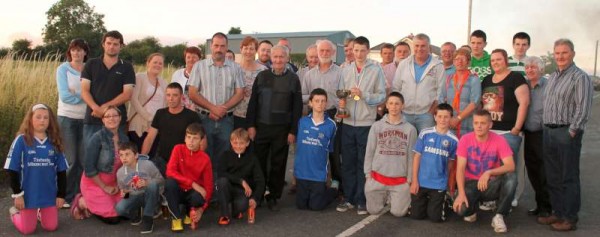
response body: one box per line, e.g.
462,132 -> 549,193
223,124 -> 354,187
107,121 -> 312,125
226,31 -> 353,40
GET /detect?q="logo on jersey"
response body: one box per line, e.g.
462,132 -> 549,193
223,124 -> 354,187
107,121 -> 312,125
442,140 -> 449,148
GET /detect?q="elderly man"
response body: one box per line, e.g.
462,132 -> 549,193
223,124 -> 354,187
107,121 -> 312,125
469,30 -> 491,80
188,32 -> 244,175
441,42 -> 457,77
297,44 -> 319,83
336,36 -> 386,215
392,33 -> 444,134
256,40 -> 273,68
246,45 -> 303,211
521,56 -> 551,218
538,39 -> 593,231
302,39 -> 343,188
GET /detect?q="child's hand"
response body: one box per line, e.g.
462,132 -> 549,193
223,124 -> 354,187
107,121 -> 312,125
242,180 -> 253,197
249,198 -> 257,209
136,179 -> 147,189
14,197 -> 25,210
410,181 -> 419,195
192,208 -> 203,223
56,198 -> 65,208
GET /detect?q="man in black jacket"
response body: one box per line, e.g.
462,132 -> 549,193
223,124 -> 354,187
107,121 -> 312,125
246,45 -> 303,211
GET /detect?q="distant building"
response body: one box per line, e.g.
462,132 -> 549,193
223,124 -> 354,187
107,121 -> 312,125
206,31 -> 355,64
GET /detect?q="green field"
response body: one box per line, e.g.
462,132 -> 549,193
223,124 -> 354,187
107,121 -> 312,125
0,53 -> 178,178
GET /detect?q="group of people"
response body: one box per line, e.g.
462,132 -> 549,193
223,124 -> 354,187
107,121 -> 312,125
4,28 -> 592,235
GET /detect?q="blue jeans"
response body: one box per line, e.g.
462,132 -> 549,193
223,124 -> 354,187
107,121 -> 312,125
341,124 -> 370,206
543,126 -> 582,223
403,113 -> 434,134
199,114 -> 233,178
58,116 -> 84,203
457,173 -> 517,216
115,182 -> 161,218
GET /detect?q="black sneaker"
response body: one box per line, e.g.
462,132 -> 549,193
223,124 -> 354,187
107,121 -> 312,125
141,216 -> 154,234
267,198 -> 280,211
131,208 -> 142,226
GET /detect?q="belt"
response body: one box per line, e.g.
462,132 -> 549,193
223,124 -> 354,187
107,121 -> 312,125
544,124 -> 569,129
200,110 -> 233,117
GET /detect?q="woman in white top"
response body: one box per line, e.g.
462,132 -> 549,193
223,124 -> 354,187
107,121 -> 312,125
233,36 -> 267,129
56,38 -> 89,206
171,46 -> 202,111
127,53 -> 167,156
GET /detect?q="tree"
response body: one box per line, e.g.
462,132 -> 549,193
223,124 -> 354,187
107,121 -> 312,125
11,39 -> 32,58
228,27 -> 242,35
160,43 -> 187,67
42,0 -> 107,58
120,37 -> 162,65
540,51 -> 557,75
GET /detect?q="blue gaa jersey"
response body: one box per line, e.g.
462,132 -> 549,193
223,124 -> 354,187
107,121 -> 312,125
413,127 -> 458,190
294,114 -> 336,182
4,135 -> 69,209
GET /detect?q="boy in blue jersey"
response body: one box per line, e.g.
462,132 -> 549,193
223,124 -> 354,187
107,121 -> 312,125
410,103 -> 459,222
294,88 -> 338,211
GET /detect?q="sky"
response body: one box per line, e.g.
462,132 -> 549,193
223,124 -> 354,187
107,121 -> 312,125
1,0 -> 599,74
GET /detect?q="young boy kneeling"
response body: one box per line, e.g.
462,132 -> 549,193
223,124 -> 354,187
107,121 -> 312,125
217,128 -> 265,225
294,88 -> 338,211
165,123 -> 213,232
409,104 -> 458,222
364,92 -> 417,217
115,142 -> 164,234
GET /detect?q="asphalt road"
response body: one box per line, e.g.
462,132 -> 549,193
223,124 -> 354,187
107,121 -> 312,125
1,93 -> 599,237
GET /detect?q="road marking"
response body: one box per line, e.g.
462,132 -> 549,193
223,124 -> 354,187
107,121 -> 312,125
336,206 -> 390,237
594,94 -> 600,99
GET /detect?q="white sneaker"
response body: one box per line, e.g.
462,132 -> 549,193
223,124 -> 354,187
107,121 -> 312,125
62,203 -> 71,208
511,199 -> 518,207
463,213 -> 477,222
479,201 -> 496,211
491,214 -> 508,233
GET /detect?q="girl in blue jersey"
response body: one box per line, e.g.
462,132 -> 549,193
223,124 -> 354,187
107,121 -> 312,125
5,104 -> 68,235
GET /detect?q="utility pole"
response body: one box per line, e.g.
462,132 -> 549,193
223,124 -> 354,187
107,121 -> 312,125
594,40 -> 598,77
467,0 -> 473,44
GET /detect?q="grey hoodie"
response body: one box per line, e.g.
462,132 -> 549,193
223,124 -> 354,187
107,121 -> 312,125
364,114 -> 418,182
338,59 -> 386,127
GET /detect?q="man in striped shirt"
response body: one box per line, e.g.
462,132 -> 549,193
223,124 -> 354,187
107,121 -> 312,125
538,39 -> 593,231
508,32 -> 530,76
188,32 -> 244,175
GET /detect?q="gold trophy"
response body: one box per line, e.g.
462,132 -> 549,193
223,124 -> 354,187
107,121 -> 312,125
335,89 -> 351,122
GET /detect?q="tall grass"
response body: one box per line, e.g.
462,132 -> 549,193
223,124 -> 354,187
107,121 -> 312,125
0,53 -> 179,186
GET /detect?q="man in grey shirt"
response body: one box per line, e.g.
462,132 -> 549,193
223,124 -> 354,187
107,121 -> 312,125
188,32 -> 244,174
538,39 -> 593,231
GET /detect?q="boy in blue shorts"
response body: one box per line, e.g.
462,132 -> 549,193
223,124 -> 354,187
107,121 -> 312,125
410,103 -> 459,222
294,88 -> 338,211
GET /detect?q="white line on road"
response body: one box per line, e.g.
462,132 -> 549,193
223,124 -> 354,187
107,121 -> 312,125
336,206 -> 390,237
594,93 -> 600,99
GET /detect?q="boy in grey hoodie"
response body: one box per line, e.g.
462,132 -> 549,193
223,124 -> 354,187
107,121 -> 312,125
364,92 -> 417,217
335,36 -> 386,215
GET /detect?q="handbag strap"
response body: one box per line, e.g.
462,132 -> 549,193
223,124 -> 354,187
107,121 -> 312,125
129,79 -> 159,121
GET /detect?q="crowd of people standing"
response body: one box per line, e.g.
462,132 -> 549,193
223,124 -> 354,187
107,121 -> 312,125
4,28 -> 593,235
